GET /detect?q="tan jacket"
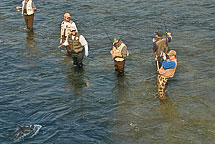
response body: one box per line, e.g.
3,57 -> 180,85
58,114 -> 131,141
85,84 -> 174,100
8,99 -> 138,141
22,0 -> 34,15
112,42 -> 129,62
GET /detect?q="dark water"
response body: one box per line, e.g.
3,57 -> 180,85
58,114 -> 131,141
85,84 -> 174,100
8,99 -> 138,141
0,0 -> 215,143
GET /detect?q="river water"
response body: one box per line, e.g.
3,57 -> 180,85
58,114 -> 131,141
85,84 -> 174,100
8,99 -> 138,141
0,0 -> 215,143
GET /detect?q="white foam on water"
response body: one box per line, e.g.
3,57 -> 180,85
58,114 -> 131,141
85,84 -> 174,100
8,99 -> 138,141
30,124 -> 42,138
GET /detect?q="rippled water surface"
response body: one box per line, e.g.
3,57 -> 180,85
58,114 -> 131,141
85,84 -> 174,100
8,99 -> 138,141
0,0 -> 215,143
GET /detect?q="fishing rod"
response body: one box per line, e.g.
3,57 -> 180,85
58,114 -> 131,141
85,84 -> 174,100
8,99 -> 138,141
104,28 -> 113,45
159,17 -> 169,36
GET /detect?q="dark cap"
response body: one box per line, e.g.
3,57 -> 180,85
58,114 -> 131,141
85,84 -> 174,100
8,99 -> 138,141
155,31 -> 163,37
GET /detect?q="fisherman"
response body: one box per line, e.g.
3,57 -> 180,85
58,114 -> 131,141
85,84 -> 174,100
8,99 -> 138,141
110,36 -> 129,75
152,31 -> 172,69
157,50 -> 177,100
61,26 -> 88,68
60,13 -> 78,44
16,0 -> 37,31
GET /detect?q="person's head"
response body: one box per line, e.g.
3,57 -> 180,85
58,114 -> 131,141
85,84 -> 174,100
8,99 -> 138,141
167,50 -> 176,59
71,26 -> 76,35
155,31 -> 163,38
64,13 -> 71,22
113,36 -> 121,46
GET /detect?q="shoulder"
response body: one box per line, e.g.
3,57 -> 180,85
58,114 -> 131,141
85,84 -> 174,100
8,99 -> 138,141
121,42 -> 127,48
76,33 -> 81,37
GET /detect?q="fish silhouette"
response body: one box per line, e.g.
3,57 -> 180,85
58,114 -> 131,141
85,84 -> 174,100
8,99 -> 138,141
13,124 -> 34,138
13,124 -> 42,142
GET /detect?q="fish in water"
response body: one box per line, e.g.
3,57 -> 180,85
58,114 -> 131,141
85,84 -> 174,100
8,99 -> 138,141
13,124 -> 42,142
13,125 -> 34,137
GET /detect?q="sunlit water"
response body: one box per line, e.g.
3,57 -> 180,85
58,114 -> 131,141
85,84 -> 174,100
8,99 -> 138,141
0,0 -> 215,143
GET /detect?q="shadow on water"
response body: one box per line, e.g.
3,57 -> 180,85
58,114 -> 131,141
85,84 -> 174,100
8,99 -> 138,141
25,31 -> 38,56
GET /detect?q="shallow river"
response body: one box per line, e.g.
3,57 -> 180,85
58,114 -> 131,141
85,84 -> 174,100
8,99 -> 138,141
0,0 -> 215,143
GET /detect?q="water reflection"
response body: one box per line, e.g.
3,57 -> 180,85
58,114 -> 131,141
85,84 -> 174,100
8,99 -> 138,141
156,99 -> 183,142
158,99 -> 179,121
112,75 -> 129,97
25,31 -> 38,55
64,60 -> 89,91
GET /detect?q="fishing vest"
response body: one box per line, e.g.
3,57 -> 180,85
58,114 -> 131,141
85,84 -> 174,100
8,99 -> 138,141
155,37 -> 169,56
22,0 -> 34,15
61,20 -> 74,37
67,34 -> 84,53
112,42 -> 128,62
159,59 -> 177,78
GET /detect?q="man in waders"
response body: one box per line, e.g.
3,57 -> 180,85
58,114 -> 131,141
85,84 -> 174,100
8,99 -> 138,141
157,50 -> 177,100
110,36 -> 129,75
61,26 -> 88,68
60,13 -> 78,44
16,0 -> 37,31
152,31 -> 172,69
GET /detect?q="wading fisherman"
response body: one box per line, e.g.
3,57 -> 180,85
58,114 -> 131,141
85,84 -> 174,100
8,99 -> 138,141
110,36 -> 129,75
60,13 -> 78,44
16,0 -> 37,31
157,50 -> 177,100
61,26 -> 88,68
152,31 -> 172,69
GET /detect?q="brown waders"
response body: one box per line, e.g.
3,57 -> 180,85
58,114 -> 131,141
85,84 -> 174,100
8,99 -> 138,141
24,13 -> 34,31
114,60 -> 125,74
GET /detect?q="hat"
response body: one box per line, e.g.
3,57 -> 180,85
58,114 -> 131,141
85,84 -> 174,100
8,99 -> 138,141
167,50 -> 176,56
155,31 -> 163,37
71,26 -> 76,31
64,13 -> 71,18
113,36 -> 120,43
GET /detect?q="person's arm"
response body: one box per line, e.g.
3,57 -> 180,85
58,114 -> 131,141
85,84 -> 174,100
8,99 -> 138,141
79,35 -> 88,56
160,57 -> 164,64
16,6 -> 22,10
110,46 -> 115,58
60,22 -> 65,43
121,46 -> 127,58
32,2 -> 36,11
152,42 -> 158,52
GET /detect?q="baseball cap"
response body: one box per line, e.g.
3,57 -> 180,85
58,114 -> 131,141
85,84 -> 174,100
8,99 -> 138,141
167,50 -> 176,56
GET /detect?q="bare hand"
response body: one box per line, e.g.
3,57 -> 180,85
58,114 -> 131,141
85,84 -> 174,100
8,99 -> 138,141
58,45 -> 63,48
153,38 -> 156,42
85,52 -> 89,57
110,50 -> 113,54
167,32 -> 171,37
162,53 -> 167,60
